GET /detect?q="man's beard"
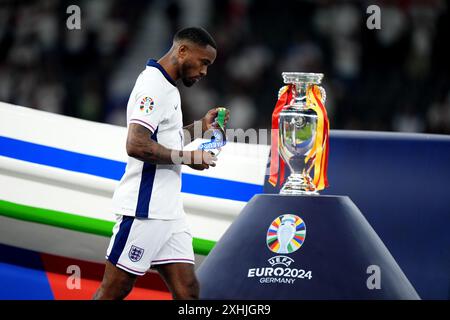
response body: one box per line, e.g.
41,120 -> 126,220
180,62 -> 196,87
182,77 -> 196,87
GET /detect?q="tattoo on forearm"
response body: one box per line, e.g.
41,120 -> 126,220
127,124 -> 180,164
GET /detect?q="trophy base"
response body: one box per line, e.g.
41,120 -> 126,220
280,174 -> 319,196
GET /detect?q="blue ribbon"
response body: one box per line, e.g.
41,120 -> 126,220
199,129 -> 227,154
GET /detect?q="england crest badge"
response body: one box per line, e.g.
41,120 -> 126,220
128,245 -> 144,262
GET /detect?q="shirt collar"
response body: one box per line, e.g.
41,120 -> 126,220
146,59 -> 177,87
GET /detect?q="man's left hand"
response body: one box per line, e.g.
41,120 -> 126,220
202,107 -> 230,132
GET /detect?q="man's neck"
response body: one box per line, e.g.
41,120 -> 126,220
157,54 -> 179,82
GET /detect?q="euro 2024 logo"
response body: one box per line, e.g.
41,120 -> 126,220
140,96 -> 154,114
247,214 -> 312,283
266,214 -> 306,254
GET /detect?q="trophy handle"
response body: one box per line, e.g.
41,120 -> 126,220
317,86 -> 326,104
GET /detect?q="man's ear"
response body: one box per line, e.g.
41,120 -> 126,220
178,44 -> 189,59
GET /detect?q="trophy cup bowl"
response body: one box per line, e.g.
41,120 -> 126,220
279,72 -> 325,195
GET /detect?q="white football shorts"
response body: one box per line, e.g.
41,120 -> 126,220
105,214 -> 195,276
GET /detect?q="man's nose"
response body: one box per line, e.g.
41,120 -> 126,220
200,67 -> 207,77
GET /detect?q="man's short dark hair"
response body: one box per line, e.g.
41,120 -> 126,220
174,27 -> 217,49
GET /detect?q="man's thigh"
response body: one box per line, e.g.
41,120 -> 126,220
155,263 -> 199,299
152,227 -> 198,299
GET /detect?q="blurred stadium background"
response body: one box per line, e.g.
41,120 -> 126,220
0,0 -> 449,134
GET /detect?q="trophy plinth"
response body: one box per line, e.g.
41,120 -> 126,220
278,72 -> 325,195
197,194 -> 420,300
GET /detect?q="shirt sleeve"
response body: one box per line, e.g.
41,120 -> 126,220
129,85 -> 169,133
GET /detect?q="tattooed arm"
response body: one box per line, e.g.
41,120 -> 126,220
126,123 -> 216,169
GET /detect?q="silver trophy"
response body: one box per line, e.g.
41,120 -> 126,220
278,72 -> 325,195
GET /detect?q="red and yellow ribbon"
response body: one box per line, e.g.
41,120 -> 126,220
268,85 -> 292,187
269,84 -> 329,191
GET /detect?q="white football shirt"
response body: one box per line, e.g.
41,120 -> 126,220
111,59 -> 185,219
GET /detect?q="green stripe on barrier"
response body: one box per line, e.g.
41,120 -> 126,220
0,199 -> 216,256
0,200 -> 114,236
192,238 -> 216,256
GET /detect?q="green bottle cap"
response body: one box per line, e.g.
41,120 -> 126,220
217,107 -> 227,130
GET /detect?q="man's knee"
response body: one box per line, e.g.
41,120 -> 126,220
94,276 -> 135,300
93,262 -> 137,300
101,278 -> 135,299
173,278 -> 199,300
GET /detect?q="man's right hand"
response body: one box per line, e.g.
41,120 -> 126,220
186,150 -> 217,170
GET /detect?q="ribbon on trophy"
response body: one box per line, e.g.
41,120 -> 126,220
199,107 -> 227,155
268,85 -> 293,187
269,85 -> 329,190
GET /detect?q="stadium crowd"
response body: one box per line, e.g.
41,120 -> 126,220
0,0 -> 448,135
